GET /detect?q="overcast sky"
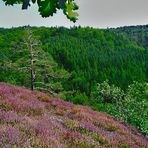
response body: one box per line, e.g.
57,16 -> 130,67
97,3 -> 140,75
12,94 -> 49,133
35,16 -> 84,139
0,0 -> 148,28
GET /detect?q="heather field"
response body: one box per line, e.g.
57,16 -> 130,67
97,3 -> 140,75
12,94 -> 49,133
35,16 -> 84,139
0,82 -> 147,147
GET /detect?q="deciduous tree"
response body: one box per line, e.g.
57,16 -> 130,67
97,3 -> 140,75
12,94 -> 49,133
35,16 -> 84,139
2,0 -> 79,22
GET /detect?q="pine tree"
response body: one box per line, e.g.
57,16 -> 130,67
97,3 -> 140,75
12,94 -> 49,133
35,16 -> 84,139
12,29 -> 69,94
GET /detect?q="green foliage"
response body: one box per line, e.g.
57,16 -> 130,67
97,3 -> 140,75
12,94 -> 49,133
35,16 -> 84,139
39,27 -> 147,95
96,80 -> 124,104
123,82 -> 148,134
0,27 -> 147,96
65,91 -> 89,105
2,0 -> 79,22
93,81 -> 148,134
0,28 -> 69,96
91,81 -> 125,118
112,25 -> 148,48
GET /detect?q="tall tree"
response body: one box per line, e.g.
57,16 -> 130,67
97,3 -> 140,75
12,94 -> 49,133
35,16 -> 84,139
12,29 -> 69,93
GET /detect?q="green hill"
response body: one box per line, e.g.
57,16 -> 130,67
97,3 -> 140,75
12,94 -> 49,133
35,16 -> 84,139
111,24 -> 148,48
0,27 -> 147,95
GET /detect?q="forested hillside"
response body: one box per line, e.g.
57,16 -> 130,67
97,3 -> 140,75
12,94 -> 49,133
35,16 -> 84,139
112,25 -> 148,49
36,27 -> 147,94
0,26 -> 147,134
0,27 -> 147,93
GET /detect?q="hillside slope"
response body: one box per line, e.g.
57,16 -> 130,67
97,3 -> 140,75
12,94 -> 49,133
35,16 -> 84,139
111,25 -> 148,48
0,83 -> 147,147
0,27 -> 147,96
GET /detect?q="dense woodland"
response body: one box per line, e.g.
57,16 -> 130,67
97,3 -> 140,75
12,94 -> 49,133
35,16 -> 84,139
0,25 -> 147,134
112,25 -> 148,49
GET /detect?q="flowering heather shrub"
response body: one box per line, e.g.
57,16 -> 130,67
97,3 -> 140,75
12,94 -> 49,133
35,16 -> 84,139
63,131 -> 91,147
52,98 -> 74,108
0,82 -> 147,147
35,91 -> 53,103
0,110 -> 23,126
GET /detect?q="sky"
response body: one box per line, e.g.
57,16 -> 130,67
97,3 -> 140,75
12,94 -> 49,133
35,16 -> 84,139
0,0 -> 148,28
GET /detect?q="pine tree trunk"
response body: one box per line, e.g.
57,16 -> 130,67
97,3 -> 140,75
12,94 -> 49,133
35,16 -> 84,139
30,37 -> 35,91
31,68 -> 35,91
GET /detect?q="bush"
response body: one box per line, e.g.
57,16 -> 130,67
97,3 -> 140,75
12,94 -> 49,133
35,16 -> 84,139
96,80 -> 124,104
123,82 -> 148,134
93,81 -> 148,134
66,92 -> 89,105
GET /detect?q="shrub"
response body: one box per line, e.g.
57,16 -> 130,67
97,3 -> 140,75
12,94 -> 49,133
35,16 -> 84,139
67,92 -> 89,105
93,81 -> 148,134
96,80 -> 124,104
123,82 -> 148,134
